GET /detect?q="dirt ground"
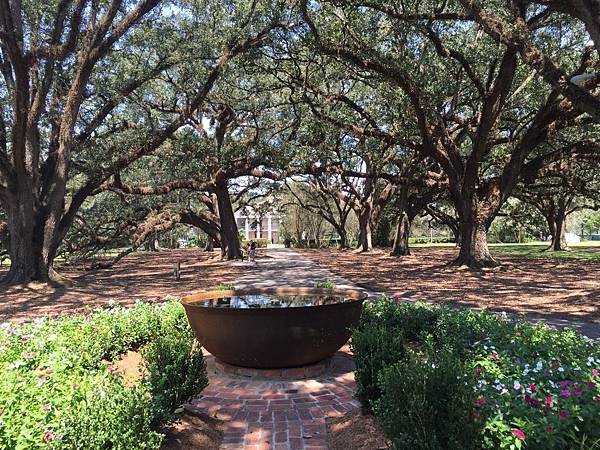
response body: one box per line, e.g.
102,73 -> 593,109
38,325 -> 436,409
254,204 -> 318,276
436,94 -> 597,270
0,249 -> 246,322
327,410 -> 388,450
298,247 -> 600,325
1,246 -> 599,327
160,413 -> 223,450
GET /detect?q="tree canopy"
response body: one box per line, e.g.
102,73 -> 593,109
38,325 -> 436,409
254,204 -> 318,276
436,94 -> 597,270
0,0 -> 598,283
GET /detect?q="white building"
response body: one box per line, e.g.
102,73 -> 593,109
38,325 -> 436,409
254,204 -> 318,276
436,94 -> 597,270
234,206 -> 282,244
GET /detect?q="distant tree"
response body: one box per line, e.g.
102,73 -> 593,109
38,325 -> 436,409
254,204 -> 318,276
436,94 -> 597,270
300,0 -> 598,267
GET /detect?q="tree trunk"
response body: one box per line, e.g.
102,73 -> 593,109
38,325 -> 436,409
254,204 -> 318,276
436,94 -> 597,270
356,210 -> 373,252
2,192 -> 66,285
454,218 -> 498,268
391,212 -> 411,256
204,236 -> 215,252
390,186 -> 411,256
336,226 -> 348,249
545,212 -> 568,251
214,180 -> 242,259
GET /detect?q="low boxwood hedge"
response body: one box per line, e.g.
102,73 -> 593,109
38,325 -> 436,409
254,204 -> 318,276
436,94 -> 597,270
0,300 -> 207,449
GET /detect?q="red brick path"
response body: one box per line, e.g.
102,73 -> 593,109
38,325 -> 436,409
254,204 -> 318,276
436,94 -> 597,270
186,351 -> 360,449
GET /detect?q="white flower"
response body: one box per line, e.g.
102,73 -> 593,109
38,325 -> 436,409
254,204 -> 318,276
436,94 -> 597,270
558,367 -> 564,373
587,357 -> 595,367
7,361 -> 25,370
513,381 -> 522,390
501,388 -> 509,395
535,361 -> 543,371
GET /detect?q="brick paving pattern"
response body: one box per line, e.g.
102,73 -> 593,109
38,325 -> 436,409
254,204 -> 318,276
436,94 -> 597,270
186,351 -> 360,450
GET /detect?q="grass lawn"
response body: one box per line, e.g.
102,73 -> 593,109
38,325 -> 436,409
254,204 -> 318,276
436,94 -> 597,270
409,240 -> 600,261
489,241 -> 600,262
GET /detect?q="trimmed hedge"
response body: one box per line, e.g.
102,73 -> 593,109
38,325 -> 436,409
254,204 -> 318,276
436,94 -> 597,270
0,300 -> 207,449
352,299 -> 600,449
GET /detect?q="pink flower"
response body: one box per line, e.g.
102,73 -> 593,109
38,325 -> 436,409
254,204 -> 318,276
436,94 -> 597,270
43,431 -> 54,443
546,396 -> 553,405
72,383 -> 79,390
574,388 -> 583,397
45,369 -> 54,375
107,365 -> 116,373
475,397 -> 486,405
593,369 -> 599,377
558,409 -> 568,418
595,395 -> 600,403
473,411 -> 480,419
560,389 -> 571,397
588,382 -> 597,389
490,352 -> 498,361
546,426 -> 553,433
511,429 -> 526,440
42,404 -> 51,411
528,383 -> 536,392
474,367 -> 482,377
20,337 -> 28,343
37,377 -> 47,386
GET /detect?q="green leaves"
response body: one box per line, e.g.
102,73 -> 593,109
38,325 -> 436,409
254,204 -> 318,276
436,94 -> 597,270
0,301 -> 207,450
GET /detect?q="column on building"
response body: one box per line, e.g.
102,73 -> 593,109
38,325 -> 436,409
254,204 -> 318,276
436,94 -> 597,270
256,216 -> 261,239
244,217 -> 250,240
267,216 -> 272,241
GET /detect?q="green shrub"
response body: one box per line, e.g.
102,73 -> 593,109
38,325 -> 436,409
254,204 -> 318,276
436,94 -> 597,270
0,300 -> 207,450
351,302 -> 406,411
354,299 -> 600,449
55,382 -> 161,450
241,238 -> 270,248
314,279 -> 336,289
378,353 -> 480,450
143,312 -> 207,426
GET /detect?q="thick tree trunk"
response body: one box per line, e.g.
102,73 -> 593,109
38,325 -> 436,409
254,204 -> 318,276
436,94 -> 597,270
390,186 -> 411,256
204,236 -> 215,252
149,237 -> 161,252
391,212 -> 411,256
356,211 -> 373,252
454,218 -> 498,268
214,180 -> 242,260
545,213 -> 568,251
336,226 -> 348,249
2,195 -> 66,284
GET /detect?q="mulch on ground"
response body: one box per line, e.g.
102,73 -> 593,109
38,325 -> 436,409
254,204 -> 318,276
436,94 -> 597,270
160,412 -> 224,450
0,249 -> 252,322
326,410 -> 388,450
298,247 -> 600,325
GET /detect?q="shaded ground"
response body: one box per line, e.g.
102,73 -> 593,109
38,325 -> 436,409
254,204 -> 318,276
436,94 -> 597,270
0,249 -> 244,322
326,410 -> 388,450
160,413 -> 224,450
298,247 -> 600,326
0,247 -> 358,322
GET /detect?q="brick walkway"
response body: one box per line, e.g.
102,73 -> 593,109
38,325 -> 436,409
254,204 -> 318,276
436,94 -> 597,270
186,351 -> 360,450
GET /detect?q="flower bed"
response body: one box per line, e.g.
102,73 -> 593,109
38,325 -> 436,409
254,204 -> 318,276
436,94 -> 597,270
0,300 -> 207,449
352,299 -> 600,449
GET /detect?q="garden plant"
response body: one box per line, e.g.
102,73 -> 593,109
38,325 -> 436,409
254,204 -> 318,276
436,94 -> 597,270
0,300 -> 207,449
352,299 -> 600,449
